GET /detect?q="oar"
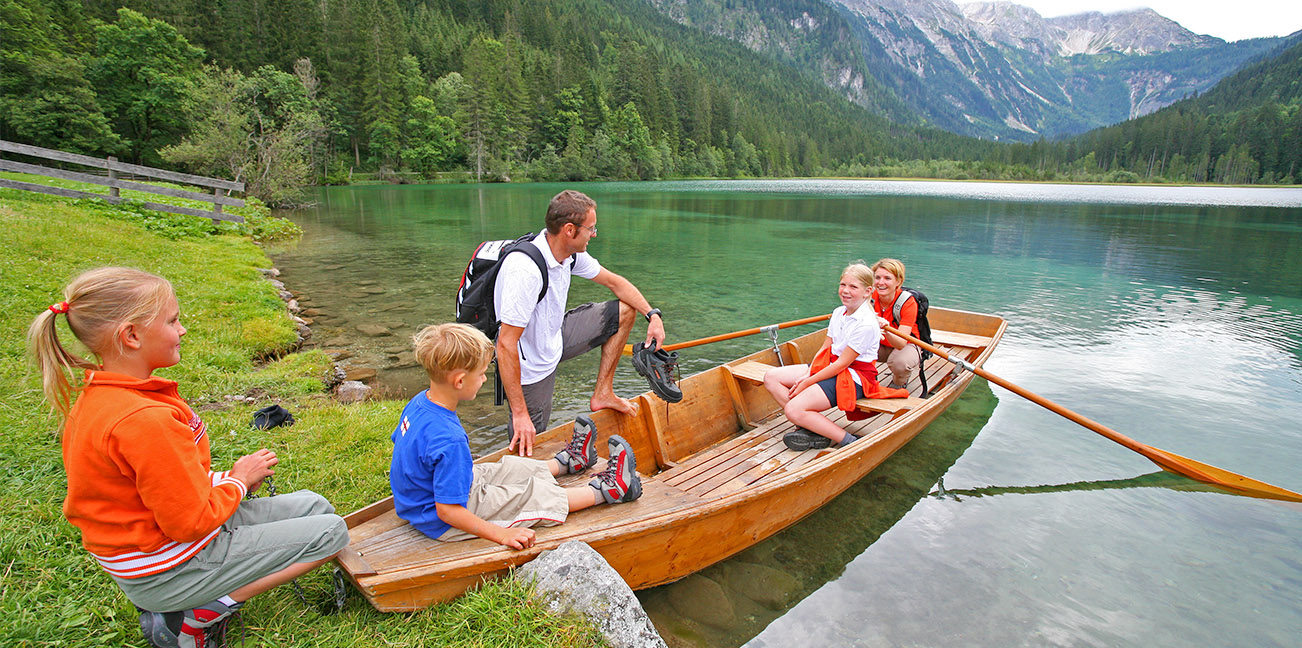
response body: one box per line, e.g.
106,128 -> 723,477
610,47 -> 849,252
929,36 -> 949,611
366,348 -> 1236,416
885,324 -> 1302,503
623,313 -> 832,355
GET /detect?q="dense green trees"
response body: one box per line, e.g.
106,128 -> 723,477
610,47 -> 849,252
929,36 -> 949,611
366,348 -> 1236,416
3,0 -> 994,189
2,0 -> 1296,190
0,0 -> 118,154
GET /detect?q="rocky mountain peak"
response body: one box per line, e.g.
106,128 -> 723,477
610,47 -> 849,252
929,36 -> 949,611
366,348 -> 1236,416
960,1 -> 1059,57
1047,8 -> 1220,55
960,3 -> 1220,57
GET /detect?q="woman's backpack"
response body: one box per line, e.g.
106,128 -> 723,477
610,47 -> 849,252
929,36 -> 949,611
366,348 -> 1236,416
890,287 -> 935,397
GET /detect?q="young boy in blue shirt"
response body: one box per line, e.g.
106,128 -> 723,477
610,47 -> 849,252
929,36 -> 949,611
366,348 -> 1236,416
390,323 -> 642,549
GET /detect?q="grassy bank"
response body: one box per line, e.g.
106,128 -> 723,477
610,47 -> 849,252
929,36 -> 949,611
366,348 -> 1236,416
0,186 -> 602,647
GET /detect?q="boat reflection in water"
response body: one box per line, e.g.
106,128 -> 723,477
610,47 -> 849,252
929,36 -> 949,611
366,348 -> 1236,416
638,378 -> 998,648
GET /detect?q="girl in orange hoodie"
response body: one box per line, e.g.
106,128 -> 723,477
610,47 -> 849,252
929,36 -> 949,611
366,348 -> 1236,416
763,262 -> 908,450
29,267 -> 348,648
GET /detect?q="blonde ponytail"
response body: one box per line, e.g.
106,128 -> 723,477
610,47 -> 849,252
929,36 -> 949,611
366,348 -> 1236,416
27,267 -> 174,418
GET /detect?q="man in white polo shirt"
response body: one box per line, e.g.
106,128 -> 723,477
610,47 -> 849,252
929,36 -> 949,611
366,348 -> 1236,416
494,190 -> 667,456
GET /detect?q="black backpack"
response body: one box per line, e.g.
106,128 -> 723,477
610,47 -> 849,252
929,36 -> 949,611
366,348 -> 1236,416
890,287 -> 935,396
454,233 -> 549,340
890,287 -> 932,351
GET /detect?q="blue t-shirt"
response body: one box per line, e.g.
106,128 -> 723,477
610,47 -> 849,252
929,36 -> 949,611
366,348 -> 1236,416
389,392 -> 474,539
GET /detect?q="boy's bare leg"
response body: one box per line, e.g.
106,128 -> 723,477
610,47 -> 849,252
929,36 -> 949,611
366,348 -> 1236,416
567,486 -> 599,512
590,301 -> 637,415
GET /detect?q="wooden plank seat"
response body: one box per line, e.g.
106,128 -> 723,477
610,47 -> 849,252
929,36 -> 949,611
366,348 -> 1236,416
930,329 -> 991,349
726,360 -> 775,384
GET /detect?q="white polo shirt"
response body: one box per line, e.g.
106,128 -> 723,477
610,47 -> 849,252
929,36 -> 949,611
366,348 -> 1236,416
493,232 -> 602,384
827,304 -> 882,385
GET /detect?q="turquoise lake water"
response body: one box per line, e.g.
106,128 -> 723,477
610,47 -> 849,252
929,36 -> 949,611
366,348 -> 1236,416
276,179 -> 1302,647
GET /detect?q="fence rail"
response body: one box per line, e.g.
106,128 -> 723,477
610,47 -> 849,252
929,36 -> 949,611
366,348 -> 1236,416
0,140 -> 245,223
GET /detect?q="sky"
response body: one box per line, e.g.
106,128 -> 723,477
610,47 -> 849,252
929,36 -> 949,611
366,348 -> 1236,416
965,1 -> 1302,42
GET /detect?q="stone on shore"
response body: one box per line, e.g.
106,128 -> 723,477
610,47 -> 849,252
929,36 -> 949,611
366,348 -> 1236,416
516,541 -> 667,648
333,380 -> 371,403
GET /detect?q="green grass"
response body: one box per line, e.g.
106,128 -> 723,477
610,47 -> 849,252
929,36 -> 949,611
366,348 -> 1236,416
0,186 -> 605,648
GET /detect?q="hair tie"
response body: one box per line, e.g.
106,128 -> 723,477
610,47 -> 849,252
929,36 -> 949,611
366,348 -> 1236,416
48,301 -> 69,315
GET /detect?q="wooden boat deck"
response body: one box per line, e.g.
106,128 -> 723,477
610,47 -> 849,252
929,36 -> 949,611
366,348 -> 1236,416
659,338 -> 976,499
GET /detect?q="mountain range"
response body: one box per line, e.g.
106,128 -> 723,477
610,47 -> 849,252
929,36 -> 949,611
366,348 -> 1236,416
646,0 -> 1288,141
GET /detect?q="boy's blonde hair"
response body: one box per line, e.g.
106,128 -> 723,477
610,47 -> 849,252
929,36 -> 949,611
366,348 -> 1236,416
413,323 -> 494,383
842,260 -> 873,288
27,267 -> 175,417
871,258 -> 906,284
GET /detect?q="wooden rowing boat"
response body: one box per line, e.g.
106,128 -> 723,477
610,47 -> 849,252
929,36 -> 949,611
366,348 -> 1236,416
336,307 -> 1006,612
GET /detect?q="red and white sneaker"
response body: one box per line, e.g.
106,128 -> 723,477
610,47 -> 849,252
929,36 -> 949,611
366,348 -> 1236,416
588,435 -> 642,504
139,599 -> 242,648
555,416 -> 598,474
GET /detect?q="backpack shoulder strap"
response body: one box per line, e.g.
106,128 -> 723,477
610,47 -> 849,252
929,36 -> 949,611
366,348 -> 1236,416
504,239 -> 550,304
890,289 -> 913,326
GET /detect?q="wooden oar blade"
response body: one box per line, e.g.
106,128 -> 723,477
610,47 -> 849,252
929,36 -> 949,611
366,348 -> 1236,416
878,324 -> 1302,504
1143,446 -> 1302,503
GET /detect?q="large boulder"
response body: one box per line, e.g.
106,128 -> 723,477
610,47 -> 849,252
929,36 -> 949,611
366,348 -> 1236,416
516,541 -> 667,648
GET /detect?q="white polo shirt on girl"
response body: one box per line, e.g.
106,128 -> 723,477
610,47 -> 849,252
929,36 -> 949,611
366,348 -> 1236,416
827,304 -> 882,385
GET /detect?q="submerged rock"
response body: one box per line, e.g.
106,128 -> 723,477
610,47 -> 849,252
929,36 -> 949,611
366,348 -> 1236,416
516,541 -> 667,648
345,367 -> 377,382
356,324 -> 390,337
324,349 -> 354,361
720,562 -> 800,610
666,574 -> 735,628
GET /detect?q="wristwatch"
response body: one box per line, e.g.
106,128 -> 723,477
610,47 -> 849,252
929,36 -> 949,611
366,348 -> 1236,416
644,308 -> 662,322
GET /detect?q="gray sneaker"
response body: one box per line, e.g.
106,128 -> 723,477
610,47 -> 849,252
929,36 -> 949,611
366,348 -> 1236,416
589,435 -> 642,504
555,415 -> 598,474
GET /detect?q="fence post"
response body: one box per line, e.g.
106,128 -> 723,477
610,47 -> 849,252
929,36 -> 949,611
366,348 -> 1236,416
107,156 -> 119,201
212,187 -> 224,224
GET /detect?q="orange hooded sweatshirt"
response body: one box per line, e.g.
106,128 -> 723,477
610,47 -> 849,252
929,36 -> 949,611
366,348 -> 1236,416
61,370 -> 247,578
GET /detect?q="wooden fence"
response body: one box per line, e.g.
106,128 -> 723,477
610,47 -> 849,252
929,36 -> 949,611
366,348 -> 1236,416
0,140 -> 245,223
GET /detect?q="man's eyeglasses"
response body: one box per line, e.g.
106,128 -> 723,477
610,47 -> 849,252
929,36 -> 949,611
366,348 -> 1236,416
578,224 -> 597,235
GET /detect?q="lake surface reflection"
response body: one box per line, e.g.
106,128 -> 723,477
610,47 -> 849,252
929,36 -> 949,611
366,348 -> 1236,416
276,180 -> 1302,646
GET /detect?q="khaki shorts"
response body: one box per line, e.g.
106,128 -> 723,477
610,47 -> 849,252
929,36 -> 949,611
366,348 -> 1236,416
111,490 -> 348,612
436,456 -> 570,542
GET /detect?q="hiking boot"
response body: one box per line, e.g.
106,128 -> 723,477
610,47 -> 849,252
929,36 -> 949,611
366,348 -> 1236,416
589,435 -> 642,504
782,427 -> 832,451
631,341 -> 683,403
555,415 -> 598,474
139,599 -> 242,648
